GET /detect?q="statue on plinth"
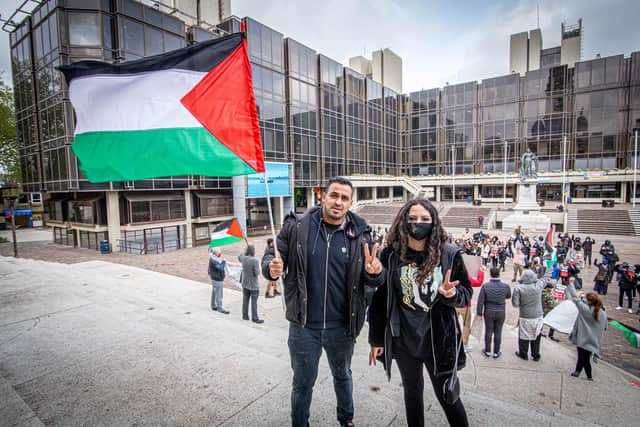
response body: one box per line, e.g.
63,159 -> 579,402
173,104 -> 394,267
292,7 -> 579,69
519,147 -> 538,182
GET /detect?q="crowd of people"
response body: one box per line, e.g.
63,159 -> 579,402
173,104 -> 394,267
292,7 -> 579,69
448,227 -> 640,316
203,175 -> 638,427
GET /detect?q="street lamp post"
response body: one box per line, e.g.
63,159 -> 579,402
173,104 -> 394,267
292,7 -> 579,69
503,143 -> 509,206
451,145 -> 456,206
633,120 -> 639,208
9,197 -> 18,257
562,135 -> 568,209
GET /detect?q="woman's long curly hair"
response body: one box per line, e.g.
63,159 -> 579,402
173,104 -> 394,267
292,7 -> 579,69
386,198 -> 447,287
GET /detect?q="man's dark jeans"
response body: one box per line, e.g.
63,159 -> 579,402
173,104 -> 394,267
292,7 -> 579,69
288,322 -> 354,426
242,288 -> 259,321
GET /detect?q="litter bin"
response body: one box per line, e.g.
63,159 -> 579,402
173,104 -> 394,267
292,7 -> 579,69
100,239 -> 111,254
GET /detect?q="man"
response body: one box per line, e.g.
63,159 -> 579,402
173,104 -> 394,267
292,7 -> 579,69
512,270 -> 545,361
582,236 -> 595,267
264,177 -> 383,427
208,247 -> 229,314
461,227 -> 472,241
476,267 -> 512,359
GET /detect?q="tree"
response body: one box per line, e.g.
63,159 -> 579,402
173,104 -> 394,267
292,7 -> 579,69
0,74 -> 19,183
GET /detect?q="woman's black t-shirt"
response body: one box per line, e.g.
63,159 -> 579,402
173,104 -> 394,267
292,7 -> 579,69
392,247 -> 445,359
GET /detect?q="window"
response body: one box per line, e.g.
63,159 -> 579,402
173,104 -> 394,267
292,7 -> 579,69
121,18 -> 144,55
145,26 -> 163,56
164,33 -> 183,52
69,13 -> 100,46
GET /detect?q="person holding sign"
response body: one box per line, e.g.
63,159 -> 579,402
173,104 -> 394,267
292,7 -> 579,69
368,198 -> 473,427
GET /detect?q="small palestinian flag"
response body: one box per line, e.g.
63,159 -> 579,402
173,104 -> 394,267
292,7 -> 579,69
543,224 -> 557,269
209,218 -> 244,248
59,33 -> 264,182
608,320 -> 640,348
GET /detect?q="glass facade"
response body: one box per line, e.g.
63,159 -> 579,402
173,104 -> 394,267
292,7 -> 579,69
285,38 -> 319,186
408,88 -> 439,175
9,0 -> 229,195
524,65 -> 570,172
367,79 -> 385,174
246,18 -> 287,162
319,54 -> 345,179
480,74 -> 519,174
8,0 -> 640,207
574,55 -> 627,170
443,82 -> 477,175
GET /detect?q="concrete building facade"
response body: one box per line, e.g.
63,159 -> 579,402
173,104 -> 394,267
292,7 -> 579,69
510,20 -> 583,75
349,48 -> 402,94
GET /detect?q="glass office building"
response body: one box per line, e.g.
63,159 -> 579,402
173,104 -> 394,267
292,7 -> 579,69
7,0 -> 640,250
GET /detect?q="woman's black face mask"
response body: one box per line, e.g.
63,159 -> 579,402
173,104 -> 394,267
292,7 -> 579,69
408,222 -> 433,241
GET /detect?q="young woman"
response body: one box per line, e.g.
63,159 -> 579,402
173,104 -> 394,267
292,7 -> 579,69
567,277 -> 606,380
368,198 -> 473,427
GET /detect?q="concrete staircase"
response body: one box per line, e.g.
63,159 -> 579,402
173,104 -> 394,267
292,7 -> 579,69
567,208 -> 639,236
629,209 -> 640,236
356,204 -> 403,226
441,206 -> 492,230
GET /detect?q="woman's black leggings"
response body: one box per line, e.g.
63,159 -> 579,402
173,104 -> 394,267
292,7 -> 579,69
394,349 -> 468,427
575,346 -> 593,379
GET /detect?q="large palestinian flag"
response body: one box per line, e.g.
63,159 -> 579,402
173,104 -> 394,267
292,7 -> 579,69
59,33 -> 265,182
209,218 -> 245,248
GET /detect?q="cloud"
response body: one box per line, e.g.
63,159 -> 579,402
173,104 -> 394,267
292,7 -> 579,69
0,0 -> 638,91
234,0 -> 640,92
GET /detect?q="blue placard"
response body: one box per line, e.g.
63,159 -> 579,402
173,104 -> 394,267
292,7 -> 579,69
247,162 -> 292,198
4,209 -> 32,216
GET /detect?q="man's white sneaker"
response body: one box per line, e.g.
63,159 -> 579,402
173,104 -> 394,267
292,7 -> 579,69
616,306 -> 623,310
629,309 -> 634,314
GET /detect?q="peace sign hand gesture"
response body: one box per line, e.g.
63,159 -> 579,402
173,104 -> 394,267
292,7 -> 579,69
364,242 -> 382,275
438,269 -> 459,299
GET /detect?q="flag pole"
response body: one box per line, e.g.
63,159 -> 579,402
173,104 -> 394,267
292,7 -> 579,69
262,170 -> 286,311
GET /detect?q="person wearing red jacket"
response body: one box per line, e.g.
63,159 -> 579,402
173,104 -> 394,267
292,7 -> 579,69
457,264 -> 486,352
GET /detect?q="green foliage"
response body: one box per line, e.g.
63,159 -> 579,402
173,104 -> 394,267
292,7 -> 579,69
0,73 -> 19,182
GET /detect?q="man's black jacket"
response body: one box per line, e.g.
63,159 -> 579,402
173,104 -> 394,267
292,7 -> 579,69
262,206 -> 383,338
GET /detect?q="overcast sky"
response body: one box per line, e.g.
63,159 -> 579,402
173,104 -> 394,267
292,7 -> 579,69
1,0 -> 639,91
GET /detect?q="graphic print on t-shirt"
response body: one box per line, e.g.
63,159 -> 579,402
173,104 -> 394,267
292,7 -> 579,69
399,264 -> 443,311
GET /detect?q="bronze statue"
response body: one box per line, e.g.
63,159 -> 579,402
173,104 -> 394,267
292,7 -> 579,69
519,148 -> 537,181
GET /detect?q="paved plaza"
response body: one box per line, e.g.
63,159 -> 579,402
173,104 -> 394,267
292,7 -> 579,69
1,226 -> 640,426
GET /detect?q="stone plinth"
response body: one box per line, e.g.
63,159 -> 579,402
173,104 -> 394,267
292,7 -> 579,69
502,182 -> 551,233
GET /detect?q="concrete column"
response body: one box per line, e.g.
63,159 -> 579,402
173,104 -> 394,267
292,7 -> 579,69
306,188 -> 315,209
184,190 -> 193,248
435,186 -> 441,202
272,197 -> 283,227
372,187 -> 378,203
282,196 -> 293,218
620,181 -> 627,203
473,184 -> 480,200
105,191 -> 122,251
232,175 -> 248,237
